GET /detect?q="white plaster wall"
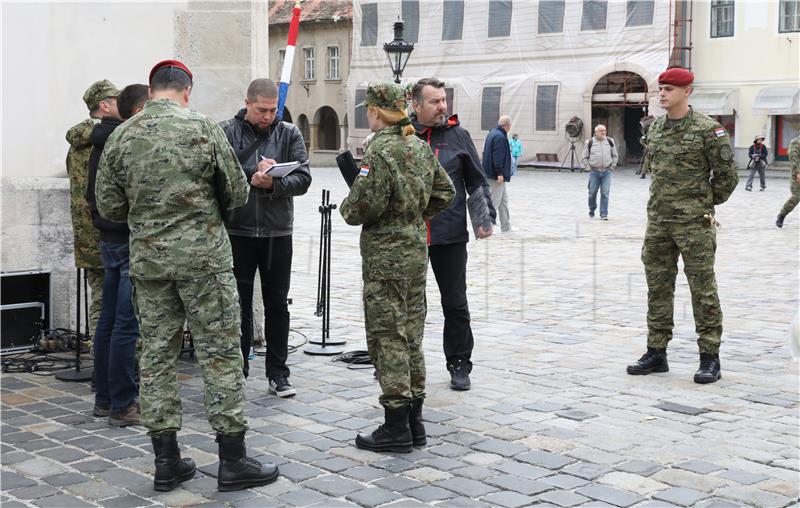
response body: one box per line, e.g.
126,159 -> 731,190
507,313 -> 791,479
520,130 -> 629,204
2,1 -> 186,179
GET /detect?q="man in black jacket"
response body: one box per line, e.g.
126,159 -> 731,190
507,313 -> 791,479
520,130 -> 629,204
220,79 -> 312,395
483,116 -> 514,232
411,78 -> 496,391
86,83 -> 149,427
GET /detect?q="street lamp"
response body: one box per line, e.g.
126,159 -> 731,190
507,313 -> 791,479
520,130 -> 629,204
383,20 -> 414,84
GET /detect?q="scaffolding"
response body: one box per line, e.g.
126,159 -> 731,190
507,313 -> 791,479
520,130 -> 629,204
669,0 -> 693,69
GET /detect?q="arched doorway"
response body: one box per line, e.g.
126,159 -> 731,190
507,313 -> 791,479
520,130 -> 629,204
314,106 -> 339,150
591,71 -> 648,164
281,107 -> 293,124
297,114 -> 311,151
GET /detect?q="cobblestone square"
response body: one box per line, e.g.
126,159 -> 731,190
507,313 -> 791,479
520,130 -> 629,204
2,169 -> 798,507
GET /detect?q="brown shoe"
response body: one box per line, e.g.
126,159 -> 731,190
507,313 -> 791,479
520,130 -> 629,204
109,402 -> 141,427
93,403 -> 111,417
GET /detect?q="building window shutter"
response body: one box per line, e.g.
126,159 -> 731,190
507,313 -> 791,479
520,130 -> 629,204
538,0 -> 565,33
361,3 -> 378,46
581,0 -> 608,31
536,85 -> 558,132
442,0 -> 465,40
488,0 -> 513,38
626,0 -> 655,27
355,89 -> 368,130
481,87 -> 502,131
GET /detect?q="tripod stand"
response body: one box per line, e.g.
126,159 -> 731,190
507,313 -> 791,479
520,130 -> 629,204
306,189 -> 345,356
560,138 -> 581,172
55,268 -> 94,381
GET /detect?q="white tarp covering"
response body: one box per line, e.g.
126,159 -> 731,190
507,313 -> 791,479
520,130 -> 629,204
690,89 -> 738,116
752,86 -> 800,115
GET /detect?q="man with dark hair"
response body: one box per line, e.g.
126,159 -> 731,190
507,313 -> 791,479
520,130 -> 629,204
96,60 -> 278,492
220,78 -> 312,396
85,83 -> 149,428
411,77 -> 496,391
66,79 -> 120,339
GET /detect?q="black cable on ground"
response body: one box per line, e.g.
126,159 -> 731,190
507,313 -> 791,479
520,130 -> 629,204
252,327 -> 308,357
331,350 -> 373,370
1,328 -> 90,375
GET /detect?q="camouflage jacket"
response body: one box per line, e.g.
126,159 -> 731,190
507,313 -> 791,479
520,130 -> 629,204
789,136 -> 800,182
340,125 -> 455,281
96,99 -> 249,280
66,117 -> 102,268
642,108 -> 738,223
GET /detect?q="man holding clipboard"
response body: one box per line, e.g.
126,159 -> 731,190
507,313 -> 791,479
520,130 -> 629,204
220,79 -> 312,396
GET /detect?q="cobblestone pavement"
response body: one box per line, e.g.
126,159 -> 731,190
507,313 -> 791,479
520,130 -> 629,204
2,169 -> 798,508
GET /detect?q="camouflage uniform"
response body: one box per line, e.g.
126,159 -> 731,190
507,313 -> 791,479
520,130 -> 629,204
779,136 -> 800,218
66,117 -> 103,332
96,98 -> 250,435
340,83 -> 455,410
640,107 -> 738,354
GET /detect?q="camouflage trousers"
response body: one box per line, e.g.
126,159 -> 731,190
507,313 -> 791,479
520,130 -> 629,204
779,177 -> 800,217
642,221 -> 722,354
131,272 -> 247,435
85,268 -> 104,336
363,276 -> 427,409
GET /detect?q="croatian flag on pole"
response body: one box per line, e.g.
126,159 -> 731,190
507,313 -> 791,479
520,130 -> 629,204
277,0 -> 302,121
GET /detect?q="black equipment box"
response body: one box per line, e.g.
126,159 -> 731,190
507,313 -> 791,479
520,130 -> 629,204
1,270 -> 51,354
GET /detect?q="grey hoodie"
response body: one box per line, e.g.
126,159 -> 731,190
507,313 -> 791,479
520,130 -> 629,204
580,136 -> 618,171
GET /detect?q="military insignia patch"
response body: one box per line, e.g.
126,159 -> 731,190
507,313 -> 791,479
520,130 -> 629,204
720,144 -> 733,161
714,128 -> 726,138
359,164 -> 371,177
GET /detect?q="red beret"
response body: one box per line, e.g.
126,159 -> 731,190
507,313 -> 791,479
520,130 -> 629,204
658,68 -> 694,87
149,59 -> 193,84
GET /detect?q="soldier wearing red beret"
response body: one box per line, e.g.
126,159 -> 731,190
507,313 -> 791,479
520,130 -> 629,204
627,67 -> 738,384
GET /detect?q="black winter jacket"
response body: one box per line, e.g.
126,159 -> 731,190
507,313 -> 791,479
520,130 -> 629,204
411,114 -> 496,246
220,110 -> 312,237
86,117 -> 129,243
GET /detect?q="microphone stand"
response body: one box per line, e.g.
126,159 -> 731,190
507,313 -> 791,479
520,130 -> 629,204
55,268 -> 94,381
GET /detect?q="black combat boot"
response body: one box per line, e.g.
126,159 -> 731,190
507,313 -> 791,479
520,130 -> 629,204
694,353 -> 721,384
409,398 -> 426,447
151,432 -> 196,492
448,361 -> 471,391
217,432 -> 279,491
626,347 -> 668,375
776,214 -> 786,228
355,405 -> 413,453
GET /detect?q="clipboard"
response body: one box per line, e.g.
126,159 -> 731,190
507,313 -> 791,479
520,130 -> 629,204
263,160 -> 301,177
336,151 -> 359,188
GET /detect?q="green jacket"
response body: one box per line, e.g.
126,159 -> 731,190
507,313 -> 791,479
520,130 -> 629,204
789,136 -> 800,182
66,117 -> 102,268
340,125 -> 455,281
96,98 -> 249,279
642,108 -> 738,223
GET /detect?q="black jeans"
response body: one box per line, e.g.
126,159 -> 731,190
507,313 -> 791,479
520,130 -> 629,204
229,235 -> 292,379
429,242 -> 473,369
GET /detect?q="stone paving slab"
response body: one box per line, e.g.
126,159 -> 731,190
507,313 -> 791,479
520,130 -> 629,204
2,170 -> 798,507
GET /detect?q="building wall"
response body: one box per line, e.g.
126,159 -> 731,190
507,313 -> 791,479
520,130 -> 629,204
1,1 -> 269,329
269,20 -> 352,166
348,0 -> 670,163
691,0 -> 800,166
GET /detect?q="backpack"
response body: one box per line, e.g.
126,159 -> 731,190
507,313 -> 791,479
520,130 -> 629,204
587,137 -> 614,151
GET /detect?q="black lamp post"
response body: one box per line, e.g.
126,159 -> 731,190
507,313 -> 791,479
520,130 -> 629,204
383,20 -> 414,84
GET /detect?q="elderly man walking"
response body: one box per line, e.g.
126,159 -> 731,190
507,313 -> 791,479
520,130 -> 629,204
581,124 -> 618,220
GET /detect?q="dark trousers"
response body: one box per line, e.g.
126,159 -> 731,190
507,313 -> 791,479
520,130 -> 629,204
746,161 -> 766,190
229,235 -> 292,379
429,242 -> 474,369
94,241 -> 139,412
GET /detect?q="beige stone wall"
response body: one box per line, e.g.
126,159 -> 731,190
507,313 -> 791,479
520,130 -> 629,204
269,20 -> 352,166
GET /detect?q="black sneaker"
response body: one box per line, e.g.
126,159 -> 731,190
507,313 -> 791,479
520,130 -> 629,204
269,376 -> 296,398
589,211 -> 595,218
448,364 -> 471,391
745,186 -> 752,191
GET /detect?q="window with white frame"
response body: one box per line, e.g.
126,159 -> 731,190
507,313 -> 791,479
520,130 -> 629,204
538,0 -> 565,34
481,87 -> 502,131
303,47 -> 315,80
442,0 -> 465,40
581,0 -> 608,31
626,0 -> 654,27
488,0 -> 512,38
779,0 -> 800,32
326,46 -> 340,80
535,85 -> 558,132
710,0 -> 734,37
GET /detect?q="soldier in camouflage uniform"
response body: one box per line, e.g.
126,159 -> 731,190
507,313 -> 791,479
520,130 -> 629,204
627,68 -> 738,384
96,60 -> 278,492
66,79 -> 119,333
776,136 -> 800,228
341,82 -> 455,453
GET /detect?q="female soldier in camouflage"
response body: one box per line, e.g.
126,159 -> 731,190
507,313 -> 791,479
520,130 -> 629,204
340,82 -> 455,452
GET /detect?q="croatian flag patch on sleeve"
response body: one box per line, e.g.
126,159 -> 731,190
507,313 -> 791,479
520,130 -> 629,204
359,164 -> 370,177
714,128 -> 726,138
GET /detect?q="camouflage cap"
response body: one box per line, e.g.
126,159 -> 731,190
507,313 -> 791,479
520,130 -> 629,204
83,80 -> 120,111
356,82 -> 407,112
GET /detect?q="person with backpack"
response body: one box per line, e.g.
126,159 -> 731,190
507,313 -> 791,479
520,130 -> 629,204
581,124 -> 618,220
